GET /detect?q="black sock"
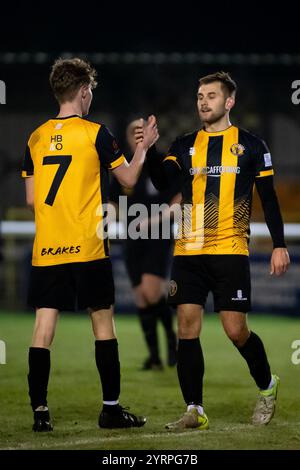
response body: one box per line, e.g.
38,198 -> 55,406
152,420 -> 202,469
156,298 -> 177,347
177,338 -> 204,406
235,331 -> 272,390
95,339 -> 121,402
138,306 -> 160,362
28,347 -> 50,411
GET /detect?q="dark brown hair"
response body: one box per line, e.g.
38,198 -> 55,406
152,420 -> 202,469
199,71 -> 237,97
50,58 -> 97,103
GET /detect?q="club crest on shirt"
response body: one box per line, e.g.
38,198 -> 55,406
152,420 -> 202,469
169,280 -> 178,297
230,143 -> 245,157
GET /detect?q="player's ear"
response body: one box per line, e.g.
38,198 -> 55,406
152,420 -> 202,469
225,95 -> 235,111
81,85 -> 88,99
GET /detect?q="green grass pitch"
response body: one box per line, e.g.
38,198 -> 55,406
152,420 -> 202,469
0,311 -> 300,450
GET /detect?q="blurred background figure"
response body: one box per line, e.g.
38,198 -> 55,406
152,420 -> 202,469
110,119 -> 181,370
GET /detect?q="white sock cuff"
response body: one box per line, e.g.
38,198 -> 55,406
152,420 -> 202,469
187,404 -> 204,415
267,375 -> 275,390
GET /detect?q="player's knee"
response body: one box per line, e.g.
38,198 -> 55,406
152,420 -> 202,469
178,316 -> 200,338
142,287 -> 162,306
140,275 -> 166,306
144,293 -> 161,306
92,319 -> 116,340
90,310 -> 116,340
225,325 -> 249,345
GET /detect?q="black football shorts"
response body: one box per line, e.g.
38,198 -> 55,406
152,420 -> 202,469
168,254 -> 251,313
28,258 -> 115,311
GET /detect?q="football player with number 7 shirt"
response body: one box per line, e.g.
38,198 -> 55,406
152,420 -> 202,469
21,57 -> 158,432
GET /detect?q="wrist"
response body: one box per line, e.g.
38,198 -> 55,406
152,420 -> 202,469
140,141 -> 150,152
135,141 -> 146,150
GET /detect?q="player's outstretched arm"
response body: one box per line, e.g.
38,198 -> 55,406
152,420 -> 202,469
136,123 -> 182,191
146,145 -> 182,191
133,120 -> 182,191
112,116 -> 158,188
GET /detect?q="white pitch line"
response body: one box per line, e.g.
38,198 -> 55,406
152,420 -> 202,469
3,421 -> 300,450
4,430 -> 207,450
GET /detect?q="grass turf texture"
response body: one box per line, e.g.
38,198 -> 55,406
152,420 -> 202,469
0,311 -> 300,450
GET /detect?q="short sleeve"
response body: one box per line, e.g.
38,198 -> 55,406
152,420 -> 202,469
255,138 -> 274,178
163,138 -> 182,170
21,144 -> 34,178
95,125 -> 126,170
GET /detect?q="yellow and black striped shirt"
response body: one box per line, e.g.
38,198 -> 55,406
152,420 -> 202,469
164,125 -> 274,256
22,115 -> 125,266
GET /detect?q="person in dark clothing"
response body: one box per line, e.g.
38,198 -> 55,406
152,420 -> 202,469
110,120 -> 181,370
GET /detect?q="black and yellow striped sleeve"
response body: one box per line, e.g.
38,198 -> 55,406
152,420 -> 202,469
21,144 -> 34,178
95,125 -> 126,170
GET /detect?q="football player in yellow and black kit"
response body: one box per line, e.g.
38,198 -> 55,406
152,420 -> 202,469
145,72 -> 290,430
21,58 -> 158,431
